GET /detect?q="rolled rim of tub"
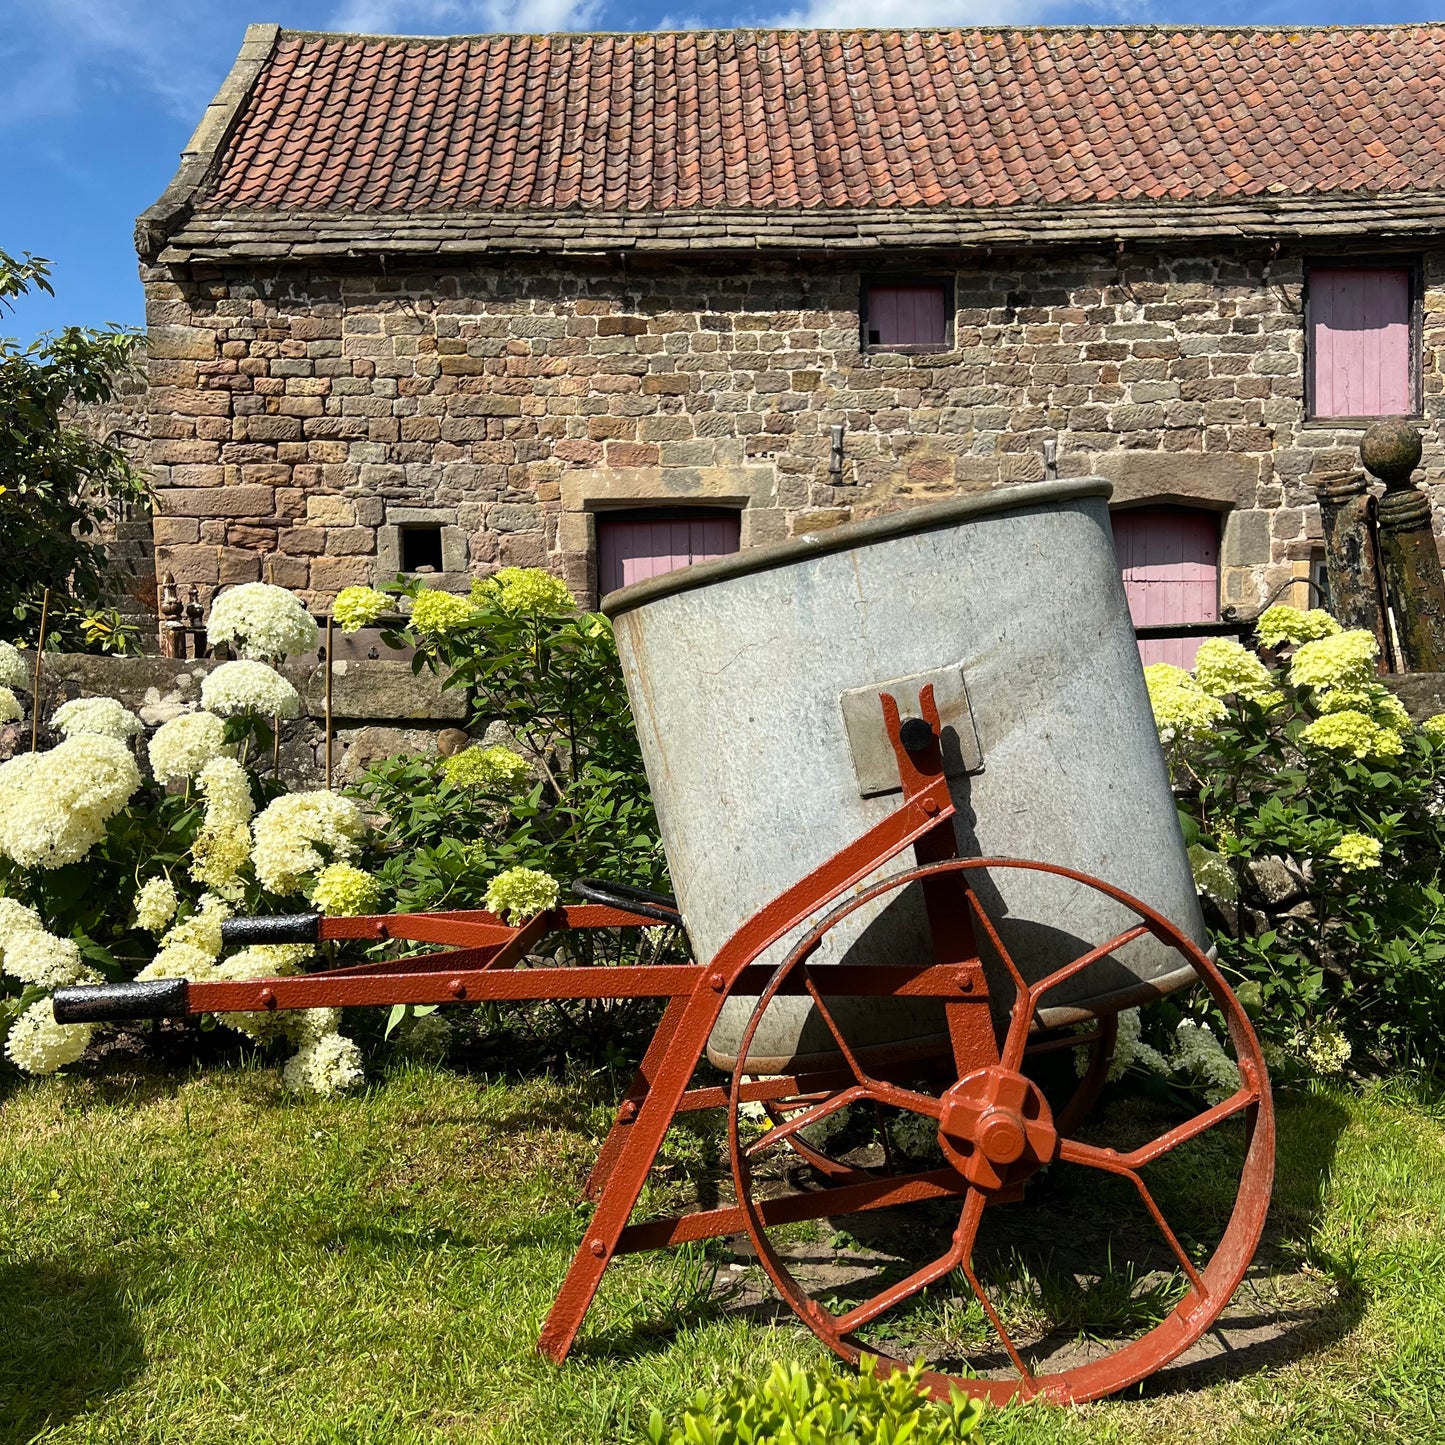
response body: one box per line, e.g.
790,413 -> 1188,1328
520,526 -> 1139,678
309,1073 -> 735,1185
600,478 -> 1113,618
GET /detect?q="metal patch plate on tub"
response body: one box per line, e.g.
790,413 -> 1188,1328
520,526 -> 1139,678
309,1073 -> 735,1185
840,664 -> 984,798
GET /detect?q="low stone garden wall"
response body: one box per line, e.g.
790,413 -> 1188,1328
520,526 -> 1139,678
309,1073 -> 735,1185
4,653 -> 467,785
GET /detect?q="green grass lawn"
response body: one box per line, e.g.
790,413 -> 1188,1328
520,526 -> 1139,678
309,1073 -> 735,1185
1,1056 -> 1442,1445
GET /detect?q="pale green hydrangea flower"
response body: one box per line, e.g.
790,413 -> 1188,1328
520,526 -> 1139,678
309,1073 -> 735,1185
51,697 -> 142,742
1191,637 -> 1282,707
1298,1022 -> 1351,1075
0,641 -> 28,691
332,586 -> 391,633
1289,629 -> 1379,692
1314,684 -> 1411,732
1143,663 -> 1227,739
1171,1019 -> 1238,1104
0,687 -> 22,725
311,862 -> 381,917
1188,844 -> 1238,903
4,998 -> 94,1076
1255,604 -> 1342,650
408,587 -> 478,638
472,567 -> 575,615
201,661 -> 302,719
1300,710 -> 1403,760
134,877 -> 180,935
148,711 -> 231,785
441,745 -> 531,793
485,866 -> 560,923
1422,714 -> 1445,741
137,941 -> 218,982
207,582 -> 318,662
1329,832 -> 1383,871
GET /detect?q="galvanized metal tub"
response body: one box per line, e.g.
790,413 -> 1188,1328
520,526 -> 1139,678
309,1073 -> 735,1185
602,480 -> 1206,1073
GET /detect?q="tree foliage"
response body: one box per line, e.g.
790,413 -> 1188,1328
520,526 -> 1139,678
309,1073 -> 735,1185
0,249 -> 147,641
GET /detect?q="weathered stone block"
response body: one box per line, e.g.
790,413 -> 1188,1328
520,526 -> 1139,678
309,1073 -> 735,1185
148,325 -> 218,360
157,486 -> 277,519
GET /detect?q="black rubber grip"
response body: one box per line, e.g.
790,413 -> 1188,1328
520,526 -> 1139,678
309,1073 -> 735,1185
220,913 -> 321,947
52,978 -> 189,1024
571,878 -> 682,927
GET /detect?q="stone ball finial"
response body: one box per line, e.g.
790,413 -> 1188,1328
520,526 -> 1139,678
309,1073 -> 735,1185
1360,419 -> 1423,484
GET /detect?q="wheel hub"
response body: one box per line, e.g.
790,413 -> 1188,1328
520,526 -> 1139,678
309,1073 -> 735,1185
937,1066 -> 1058,1192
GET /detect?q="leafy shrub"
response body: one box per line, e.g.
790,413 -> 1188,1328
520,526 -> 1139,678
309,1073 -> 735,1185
0,249 -> 147,642
349,573 -> 677,1065
1147,612 -> 1445,1074
645,1356 -> 985,1445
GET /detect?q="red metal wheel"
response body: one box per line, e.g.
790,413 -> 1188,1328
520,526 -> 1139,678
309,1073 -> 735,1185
726,857 -> 1273,1406
754,1016 -> 1116,1179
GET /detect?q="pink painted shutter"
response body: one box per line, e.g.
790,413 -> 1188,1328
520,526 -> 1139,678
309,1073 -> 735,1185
598,513 -> 741,595
1311,268 -> 1412,418
868,286 -> 946,346
1111,508 -> 1220,668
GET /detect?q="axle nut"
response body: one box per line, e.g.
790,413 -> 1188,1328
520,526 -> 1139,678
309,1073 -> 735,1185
976,1108 -> 1027,1165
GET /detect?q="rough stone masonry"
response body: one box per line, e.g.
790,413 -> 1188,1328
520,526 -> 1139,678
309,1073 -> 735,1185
141,245 -> 1445,613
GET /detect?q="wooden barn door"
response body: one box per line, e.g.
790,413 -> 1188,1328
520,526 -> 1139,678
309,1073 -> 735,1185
1111,507 -> 1220,668
597,509 -> 741,596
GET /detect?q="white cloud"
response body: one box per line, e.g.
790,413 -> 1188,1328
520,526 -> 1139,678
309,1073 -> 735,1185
1,0 -> 240,126
329,0 -> 604,32
755,0 -> 1119,24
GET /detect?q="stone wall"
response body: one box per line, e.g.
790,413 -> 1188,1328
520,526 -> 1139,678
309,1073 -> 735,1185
141,245 -> 1445,612
6,654 -> 465,787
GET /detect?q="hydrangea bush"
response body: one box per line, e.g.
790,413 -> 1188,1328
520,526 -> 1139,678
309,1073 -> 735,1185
0,656 -> 381,1093
1147,607 -> 1445,1074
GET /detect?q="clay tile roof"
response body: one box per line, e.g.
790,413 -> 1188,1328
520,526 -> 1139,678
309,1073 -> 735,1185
191,25 -> 1445,217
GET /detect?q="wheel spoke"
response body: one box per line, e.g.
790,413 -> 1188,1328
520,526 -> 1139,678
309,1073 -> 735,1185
1057,1083 -> 1257,1173
1126,1168 -> 1207,1299
1026,924 -> 1152,1009
745,1083 -> 871,1159
964,892 -> 1035,1071
802,976 -> 943,1118
955,1189 -> 1035,1386
834,1186 -> 985,1336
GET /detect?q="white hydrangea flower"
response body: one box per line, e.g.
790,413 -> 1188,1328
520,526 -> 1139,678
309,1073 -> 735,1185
1094,1008 -> 1171,1082
0,642 -> 28,690
160,894 -> 231,962
207,582 -> 319,663
1171,1019 -> 1239,1104
134,877 -> 179,935
201,661 -> 302,719
282,1032 -> 365,1095
0,896 -> 44,955
0,735 -> 142,869
213,943 -> 312,1041
251,791 -> 366,894
137,941 -> 219,982
51,697 -> 142,742
148,711 -> 230,784
196,757 -> 254,827
0,687 -> 22,724
1,930 -> 99,989
4,998 -> 94,1075
290,1006 -> 341,1045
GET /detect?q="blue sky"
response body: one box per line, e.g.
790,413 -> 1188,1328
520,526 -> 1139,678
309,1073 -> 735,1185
1,0 -> 1434,341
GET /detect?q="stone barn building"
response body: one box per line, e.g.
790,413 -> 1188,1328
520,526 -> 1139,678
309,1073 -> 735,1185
137,23 -> 1445,638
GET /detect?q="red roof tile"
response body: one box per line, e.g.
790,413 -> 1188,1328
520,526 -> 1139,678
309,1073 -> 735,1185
199,26 -> 1445,215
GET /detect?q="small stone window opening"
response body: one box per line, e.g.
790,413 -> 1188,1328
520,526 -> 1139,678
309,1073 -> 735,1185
400,525 -> 444,574
862,279 -> 951,350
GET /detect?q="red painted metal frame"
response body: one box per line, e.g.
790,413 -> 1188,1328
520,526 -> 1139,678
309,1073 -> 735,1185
111,687 -> 1273,1400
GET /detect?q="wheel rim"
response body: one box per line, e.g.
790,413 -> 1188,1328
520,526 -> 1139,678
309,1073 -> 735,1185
726,857 -> 1274,1406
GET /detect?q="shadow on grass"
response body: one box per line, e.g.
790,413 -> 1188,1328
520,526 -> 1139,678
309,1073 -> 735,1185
0,1261 -> 144,1444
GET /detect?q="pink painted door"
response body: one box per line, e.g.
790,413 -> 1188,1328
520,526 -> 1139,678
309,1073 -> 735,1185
1111,508 -> 1220,668
867,285 -> 947,347
1310,267 -> 1412,418
597,510 -> 741,596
